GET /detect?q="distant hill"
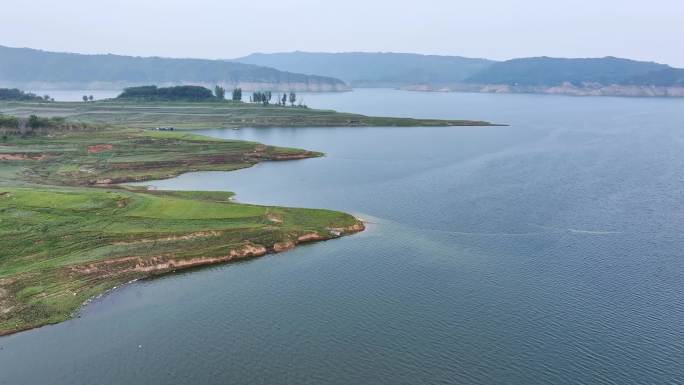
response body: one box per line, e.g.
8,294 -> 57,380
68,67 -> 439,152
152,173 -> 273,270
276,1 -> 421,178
625,67 -> 684,87
403,56 -> 684,97
235,52 -> 494,87
464,56 -> 669,86
236,52 -> 684,97
0,46 -> 349,92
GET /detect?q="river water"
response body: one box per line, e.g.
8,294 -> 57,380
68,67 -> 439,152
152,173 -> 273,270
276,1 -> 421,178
1,90 -> 684,384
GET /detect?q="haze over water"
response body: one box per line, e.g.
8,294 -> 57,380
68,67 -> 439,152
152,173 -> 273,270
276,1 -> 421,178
1,90 -> 683,384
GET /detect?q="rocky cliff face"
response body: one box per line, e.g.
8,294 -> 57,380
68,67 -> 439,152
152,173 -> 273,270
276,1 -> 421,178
403,82 -> 684,97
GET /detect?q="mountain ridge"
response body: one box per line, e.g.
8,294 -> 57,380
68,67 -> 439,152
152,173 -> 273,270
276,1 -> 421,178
237,51 -> 684,97
235,51 -> 494,87
0,45 -> 349,92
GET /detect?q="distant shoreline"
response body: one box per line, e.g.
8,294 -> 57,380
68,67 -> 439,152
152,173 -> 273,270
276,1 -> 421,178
401,83 -> 684,98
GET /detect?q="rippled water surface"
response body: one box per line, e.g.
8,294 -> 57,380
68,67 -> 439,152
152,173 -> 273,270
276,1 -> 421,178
2,90 -> 684,384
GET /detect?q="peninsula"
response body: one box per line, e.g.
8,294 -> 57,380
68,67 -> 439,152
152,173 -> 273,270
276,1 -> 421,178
0,92 -> 493,336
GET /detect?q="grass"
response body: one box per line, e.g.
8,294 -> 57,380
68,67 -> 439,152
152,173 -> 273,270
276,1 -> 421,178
0,99 -> 494,129
0,122 -> 365,335
0,99 -> 492,335
0,126 -> 318,186
0,185 -> 362,335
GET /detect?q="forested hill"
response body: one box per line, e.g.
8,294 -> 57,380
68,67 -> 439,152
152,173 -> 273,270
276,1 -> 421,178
0,45 -> 349,91
235,52 -> 494,87
464,56 -> 671,86
624,67 -> 684,87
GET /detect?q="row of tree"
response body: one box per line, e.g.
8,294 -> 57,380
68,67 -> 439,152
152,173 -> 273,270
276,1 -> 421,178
213,85 -> 298,106
251,91 -> 272,104
249,91 -> 297,106
213,86 -> 243,101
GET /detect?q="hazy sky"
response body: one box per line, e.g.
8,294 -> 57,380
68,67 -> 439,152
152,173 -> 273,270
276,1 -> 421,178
2,0 -> 683,66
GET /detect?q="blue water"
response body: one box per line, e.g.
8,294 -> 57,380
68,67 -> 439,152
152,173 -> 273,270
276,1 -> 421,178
1,90 -> 684,384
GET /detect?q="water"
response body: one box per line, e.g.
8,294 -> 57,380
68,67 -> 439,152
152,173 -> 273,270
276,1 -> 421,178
28,89 -> 122,102
2,90 -> 684,384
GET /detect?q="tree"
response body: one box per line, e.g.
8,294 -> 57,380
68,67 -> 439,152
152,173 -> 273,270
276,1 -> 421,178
214,85 -> 226,100
82,95 -> 88,103
289,92 -> 296,106
28,115 -> 40,129
281,93 -> 287,106
118,85 -> 214,101
251,91 -> 272,105
232,88 -> 242,101
88,95 -> 94,102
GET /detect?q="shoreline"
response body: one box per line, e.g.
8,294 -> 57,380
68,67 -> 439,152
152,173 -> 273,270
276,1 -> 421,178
0,99 -> 488,337
401,83 -> 684,98
0,219 -> 365,337
0,125 -> 369,336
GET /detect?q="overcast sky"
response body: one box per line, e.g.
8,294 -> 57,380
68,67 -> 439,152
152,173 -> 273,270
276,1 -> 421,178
2,0 -> 683,66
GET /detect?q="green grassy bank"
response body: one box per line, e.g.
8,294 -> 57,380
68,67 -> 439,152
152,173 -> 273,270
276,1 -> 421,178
0,99 -> 493,129
0,100 -> 493,335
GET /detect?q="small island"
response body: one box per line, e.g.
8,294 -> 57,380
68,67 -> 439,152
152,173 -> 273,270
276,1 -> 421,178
0,86 -> 495,336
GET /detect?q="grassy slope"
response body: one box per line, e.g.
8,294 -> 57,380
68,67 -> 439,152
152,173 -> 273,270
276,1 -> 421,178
0,187 -> 360,335
0,100 -> 492,335
0,100 -> 493,128
1,127 -> 318,186
0,124 -> 362,335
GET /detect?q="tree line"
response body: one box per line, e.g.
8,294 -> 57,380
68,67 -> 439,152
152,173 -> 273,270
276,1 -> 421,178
110,84 -> 303,105
248,91 -> 298,106
0,88 -> 53,102
212,85 -> 301,106
118,85 -> 215,101
1,113 -> 88,138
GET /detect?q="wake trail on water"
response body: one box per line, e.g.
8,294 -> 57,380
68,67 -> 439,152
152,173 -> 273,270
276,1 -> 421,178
373,219 -> 623,238
530,223 -> 622,235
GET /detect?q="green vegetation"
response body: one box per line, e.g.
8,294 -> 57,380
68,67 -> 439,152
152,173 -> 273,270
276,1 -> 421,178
464,57 -> 671,86
0,186 -> 361,335
237,52 -> 684,91
0,113 -> 90,137
251,91 -> 273,105
214,85 -> 226,100
0,126 -> 318,186
626,68 -> 684,86
0,88 -> 52,102
0,117 -> 363,335
0,97 -> 492,335
232,87 -> 243,101
117,85 -> 216,101
236,51 -> 495,87
0,45 -> 349,91
0,99 -> 492,129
